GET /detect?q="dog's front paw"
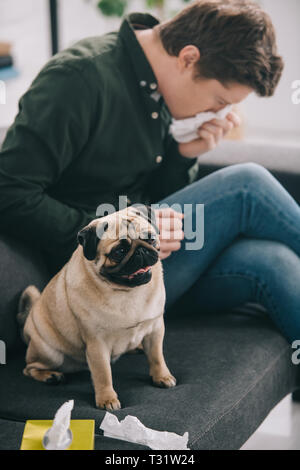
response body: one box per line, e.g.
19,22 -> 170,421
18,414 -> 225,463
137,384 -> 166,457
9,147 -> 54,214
152,373 -> 177,388
96,391 -> 121,410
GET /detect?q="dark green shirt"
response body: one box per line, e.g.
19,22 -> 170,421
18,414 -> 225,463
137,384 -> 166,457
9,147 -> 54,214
0,12 -> 198,273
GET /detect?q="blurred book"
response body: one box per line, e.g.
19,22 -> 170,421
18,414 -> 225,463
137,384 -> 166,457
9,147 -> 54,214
0,55 -> 13,69
0,42 -> 12,57
0,66 -> 19,81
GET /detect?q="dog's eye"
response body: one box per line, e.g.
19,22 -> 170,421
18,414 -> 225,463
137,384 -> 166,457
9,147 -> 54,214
111,241 -> 130,260
148,236 -> 157,246
115,247 -> 126,256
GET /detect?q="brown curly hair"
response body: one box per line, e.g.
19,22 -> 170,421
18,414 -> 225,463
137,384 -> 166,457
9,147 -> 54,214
153,0 -> 284,97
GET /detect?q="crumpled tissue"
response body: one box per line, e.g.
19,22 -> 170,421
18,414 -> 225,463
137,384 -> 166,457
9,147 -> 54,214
169,104 -> 233,143
43,400 -> 74,450
100,412 -> 190,450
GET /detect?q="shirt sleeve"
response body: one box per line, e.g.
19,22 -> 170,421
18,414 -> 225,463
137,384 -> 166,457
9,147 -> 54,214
146,132 -> 199,203
0,64 -> 96,264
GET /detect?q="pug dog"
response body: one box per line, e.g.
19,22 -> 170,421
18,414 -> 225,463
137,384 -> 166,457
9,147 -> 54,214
18,205 -> 176,410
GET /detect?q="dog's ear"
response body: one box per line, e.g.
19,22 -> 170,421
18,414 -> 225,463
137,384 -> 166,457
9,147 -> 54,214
77,222 -> 108,261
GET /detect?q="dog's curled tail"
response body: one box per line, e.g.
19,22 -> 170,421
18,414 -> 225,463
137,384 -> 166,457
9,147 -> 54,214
17,285 -> 41,330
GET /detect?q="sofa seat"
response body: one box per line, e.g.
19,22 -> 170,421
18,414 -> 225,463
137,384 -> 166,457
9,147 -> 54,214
0,303 -> 298,450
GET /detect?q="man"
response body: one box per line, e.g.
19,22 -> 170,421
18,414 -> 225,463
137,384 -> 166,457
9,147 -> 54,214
0,0 -> 281,273
3,1 -> 300,346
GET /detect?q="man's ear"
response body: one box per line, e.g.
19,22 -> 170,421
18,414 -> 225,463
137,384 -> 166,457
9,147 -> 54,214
178,45 -> 200,71
77,222 -> 108,261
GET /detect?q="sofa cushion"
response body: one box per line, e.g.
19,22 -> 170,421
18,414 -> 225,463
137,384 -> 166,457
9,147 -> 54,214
197,141 -> 300,203
0,419 -> 26,451
0,305 -> 298,450
200,140 -> 300,174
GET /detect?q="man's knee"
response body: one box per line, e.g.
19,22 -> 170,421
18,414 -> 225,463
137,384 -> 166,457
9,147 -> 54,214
224,162 -> 274,190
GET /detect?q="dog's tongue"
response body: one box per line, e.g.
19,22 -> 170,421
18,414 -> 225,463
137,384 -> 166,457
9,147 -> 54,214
128,266 -> 151,279
133,266 -> 151,275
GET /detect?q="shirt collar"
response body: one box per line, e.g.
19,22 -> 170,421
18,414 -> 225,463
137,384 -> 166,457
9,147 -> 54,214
117,12 -> 161,98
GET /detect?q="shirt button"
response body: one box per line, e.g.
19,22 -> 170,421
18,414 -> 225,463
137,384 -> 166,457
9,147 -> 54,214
150,82 -> 157,90
151,112 -> 159,119
140,80 -> 147,87
156,155 -> 163,164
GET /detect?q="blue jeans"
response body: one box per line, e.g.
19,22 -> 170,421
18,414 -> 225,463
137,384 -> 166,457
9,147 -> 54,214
157,163 -> 300,343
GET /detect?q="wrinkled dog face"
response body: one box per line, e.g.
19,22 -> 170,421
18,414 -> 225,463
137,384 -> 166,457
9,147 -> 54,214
77,206 -> 160,288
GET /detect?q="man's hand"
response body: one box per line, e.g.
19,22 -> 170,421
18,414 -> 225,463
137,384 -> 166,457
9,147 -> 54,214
178,111 -> 241,159
154,208 -> 184,260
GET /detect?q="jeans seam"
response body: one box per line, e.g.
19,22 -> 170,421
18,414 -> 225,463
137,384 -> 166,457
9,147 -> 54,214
189,344 -> 291,448
242,184 -> 300,244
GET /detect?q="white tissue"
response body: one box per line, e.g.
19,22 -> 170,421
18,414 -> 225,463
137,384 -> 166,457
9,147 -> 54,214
170,104 -> 233,143
100,412 -> 190,450
45,400 -> 74,450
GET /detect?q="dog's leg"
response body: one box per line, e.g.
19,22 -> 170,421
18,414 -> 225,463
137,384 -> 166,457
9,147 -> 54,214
142,318 -> 177,388
86,340 -> 121,410
23,340 -> 65,385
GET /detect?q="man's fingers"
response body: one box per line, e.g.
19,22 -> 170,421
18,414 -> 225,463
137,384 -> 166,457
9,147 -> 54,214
207,118 -> 234,135
160,241 -> 182,252
198,111 -> 240,145
225,112 -> 241,127
159,237 -> 184,259
200,123 -> 224,142
209,111 -> 241,128
159,251 -> 172,260
202,119 -> 235,137
158,217 -> 183,232
154,208 -> 184,232
160,229 -> 184,241
197,128 -> 216,150
155,207 -> 184,220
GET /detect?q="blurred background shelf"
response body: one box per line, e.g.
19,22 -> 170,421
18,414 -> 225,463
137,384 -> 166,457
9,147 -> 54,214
0,0 -> 299,143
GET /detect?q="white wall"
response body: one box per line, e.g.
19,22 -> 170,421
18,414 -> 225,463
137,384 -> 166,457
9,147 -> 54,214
242,0 -> 300,145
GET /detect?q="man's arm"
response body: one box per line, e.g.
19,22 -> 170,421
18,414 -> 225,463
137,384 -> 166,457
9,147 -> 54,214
147,111 -> 241,203
0,64 -> 97,265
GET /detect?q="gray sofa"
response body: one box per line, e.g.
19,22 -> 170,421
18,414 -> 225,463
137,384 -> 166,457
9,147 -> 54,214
0,140 -> 300,450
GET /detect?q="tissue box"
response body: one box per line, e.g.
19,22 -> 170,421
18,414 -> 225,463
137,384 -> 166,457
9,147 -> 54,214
20,420 -> 95,450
